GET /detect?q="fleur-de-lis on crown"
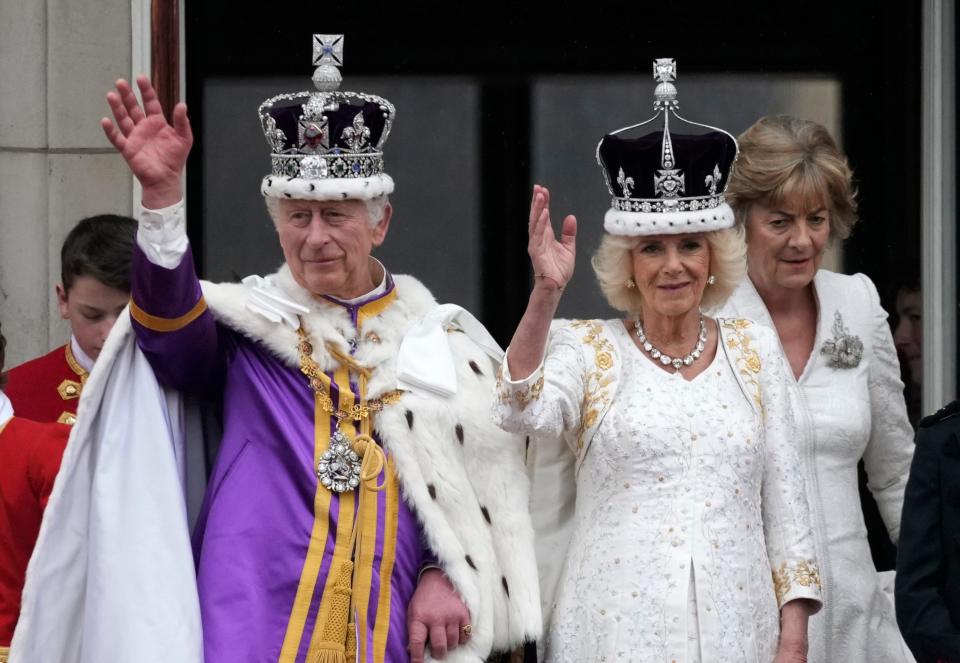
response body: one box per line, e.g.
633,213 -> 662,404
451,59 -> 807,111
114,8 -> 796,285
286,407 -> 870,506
705,164 -> 722,196
617,167 -> 635,198
342,112 -> 371,152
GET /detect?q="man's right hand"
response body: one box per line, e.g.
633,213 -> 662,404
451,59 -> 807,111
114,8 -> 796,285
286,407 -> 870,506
101,75 -> 193,209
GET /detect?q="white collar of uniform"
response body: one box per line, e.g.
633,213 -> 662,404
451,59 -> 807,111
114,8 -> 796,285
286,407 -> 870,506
0,391 -> 13,428
70,335 -> 96,373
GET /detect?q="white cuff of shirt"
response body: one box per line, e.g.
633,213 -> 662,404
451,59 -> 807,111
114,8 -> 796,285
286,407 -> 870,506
138,199 -> 188,269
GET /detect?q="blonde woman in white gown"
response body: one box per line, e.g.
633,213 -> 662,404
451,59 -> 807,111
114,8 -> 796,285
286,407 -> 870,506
719,115 -> 915,663
493,67 -> 822,663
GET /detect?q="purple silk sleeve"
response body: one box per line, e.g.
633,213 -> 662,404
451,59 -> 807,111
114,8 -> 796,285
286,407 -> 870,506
130,243 -> 226,389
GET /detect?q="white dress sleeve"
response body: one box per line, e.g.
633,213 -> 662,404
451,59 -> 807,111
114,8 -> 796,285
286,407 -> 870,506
754,325 -> 824,610
493,323 -> 591,629
857,273 -> 915,544
493,325 -> 587,443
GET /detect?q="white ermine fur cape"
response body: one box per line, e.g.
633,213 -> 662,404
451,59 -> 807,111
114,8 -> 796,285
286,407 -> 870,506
13,266 -> 540,663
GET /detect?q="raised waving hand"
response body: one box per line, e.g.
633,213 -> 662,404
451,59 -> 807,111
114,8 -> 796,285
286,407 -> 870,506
503,185 -> 578,380
528,184 -> 577,291
101,75 -> 192,209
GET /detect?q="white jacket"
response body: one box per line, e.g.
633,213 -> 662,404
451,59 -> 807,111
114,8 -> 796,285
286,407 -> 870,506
719,270 -> 916,663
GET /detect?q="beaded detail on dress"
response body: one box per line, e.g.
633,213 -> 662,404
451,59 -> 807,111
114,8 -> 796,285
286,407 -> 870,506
495,319 -> 821,663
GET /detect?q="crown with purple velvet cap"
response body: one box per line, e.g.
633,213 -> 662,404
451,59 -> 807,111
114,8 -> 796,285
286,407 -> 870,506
596,58 -> 739,236
258,34 -> 395,201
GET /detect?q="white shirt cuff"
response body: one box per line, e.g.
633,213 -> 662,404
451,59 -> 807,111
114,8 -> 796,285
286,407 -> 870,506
137,199 -> 188,269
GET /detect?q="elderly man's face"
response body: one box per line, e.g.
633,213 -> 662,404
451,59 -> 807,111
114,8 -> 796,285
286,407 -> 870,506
276,198 -> 391,299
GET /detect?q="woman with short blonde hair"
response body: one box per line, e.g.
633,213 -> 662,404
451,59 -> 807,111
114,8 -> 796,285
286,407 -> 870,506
592,226 -> 747,316
494,71 -> 822,663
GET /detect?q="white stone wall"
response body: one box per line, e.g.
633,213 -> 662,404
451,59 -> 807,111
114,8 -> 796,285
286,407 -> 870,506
0,0 -> 134,367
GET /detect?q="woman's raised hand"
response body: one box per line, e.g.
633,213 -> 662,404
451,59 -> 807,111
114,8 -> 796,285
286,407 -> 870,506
101,76 -> 193,209
504,184 -> 576,379
528,184 -> 577,291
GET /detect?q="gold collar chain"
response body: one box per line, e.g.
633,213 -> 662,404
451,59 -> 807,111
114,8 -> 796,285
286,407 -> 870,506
295,325 -> 402,424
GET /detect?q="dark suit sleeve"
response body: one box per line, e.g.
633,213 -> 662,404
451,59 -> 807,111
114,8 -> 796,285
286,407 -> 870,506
895,427 -> 960,663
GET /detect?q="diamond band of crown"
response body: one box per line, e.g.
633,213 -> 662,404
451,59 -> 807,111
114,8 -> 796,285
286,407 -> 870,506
612,194 -> 726,214
270,152 -> 386,180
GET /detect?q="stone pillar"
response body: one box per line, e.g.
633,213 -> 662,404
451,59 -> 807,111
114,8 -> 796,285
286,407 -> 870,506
922,0 -> 957,411
0,0 -> 134,367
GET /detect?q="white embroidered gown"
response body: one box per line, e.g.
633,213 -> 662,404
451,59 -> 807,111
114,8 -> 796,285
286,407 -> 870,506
495,319 -> 822,663
720,271 -> 916,663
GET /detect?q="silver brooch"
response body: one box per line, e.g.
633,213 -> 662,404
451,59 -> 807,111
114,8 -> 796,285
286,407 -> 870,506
317,430 -> 361,492
820,310 -> 863,369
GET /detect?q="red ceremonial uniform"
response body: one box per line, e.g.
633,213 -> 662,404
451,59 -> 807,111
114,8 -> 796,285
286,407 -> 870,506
0,416 -> 69,656
3,345 -> 88,426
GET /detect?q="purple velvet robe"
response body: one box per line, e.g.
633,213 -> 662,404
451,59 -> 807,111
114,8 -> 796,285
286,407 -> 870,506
130,244 -> 426,662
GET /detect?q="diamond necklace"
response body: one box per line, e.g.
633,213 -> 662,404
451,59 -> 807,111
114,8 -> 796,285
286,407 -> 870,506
634,314 -> 707,372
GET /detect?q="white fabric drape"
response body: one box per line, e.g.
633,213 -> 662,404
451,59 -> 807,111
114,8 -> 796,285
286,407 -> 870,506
10,312 -> 202,663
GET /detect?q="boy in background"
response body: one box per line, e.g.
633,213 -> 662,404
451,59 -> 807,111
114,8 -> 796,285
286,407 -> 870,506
3,215 -> 136,425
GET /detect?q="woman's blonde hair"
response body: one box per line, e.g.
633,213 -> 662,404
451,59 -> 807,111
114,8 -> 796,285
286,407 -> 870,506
591,227 -> 746,317
725,115 -> 858,240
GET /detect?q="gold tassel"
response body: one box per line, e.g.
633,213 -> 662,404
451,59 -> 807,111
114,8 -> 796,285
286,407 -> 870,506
345,619 -> 358,662
308,560 -> 354,663
339,433 -> 384,663
312,648 -> 346,663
